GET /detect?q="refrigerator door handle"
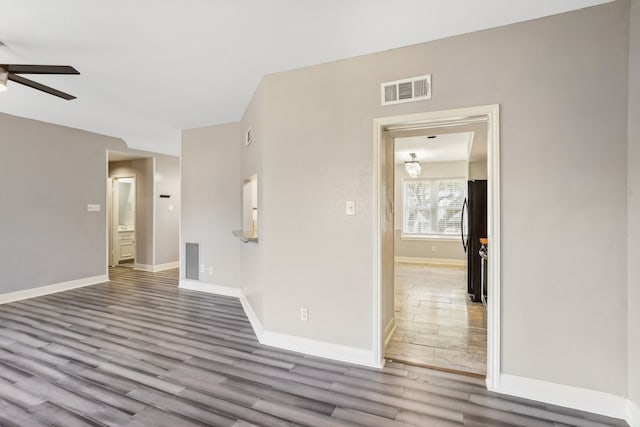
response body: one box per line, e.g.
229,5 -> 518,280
461,197 -> 468,252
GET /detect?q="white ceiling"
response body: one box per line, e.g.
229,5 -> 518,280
0,0 -> 611,155
395,133 -> 472,163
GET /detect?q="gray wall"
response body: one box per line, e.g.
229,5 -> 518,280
181,123 -> 242,288
154,155 -> 180,265
628,0 -> 640,412
180,1 -> 630,397
109,159 -> 155,266
0,113 -> 126,293
252,1 -> 628,395
394,161 -> 467,261
241,85 -> 266,322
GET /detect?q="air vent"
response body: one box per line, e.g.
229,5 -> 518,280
381,74 -> 431,106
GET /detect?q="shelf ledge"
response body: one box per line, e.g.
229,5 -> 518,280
232,230 -> 259,243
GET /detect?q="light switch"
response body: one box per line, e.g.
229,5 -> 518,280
346,200 -> 356,216
87,204 -> 101,212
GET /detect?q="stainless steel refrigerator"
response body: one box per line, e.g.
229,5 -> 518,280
461,180 -> 487,303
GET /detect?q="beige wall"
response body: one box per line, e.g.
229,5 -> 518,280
394,161 -> 467,261
0,113 -> 126,293
181,123 -> 242,288
628,0 -> 640,412
180,1 -> 630,398
241,85 -> 266,322
154,155 -> 180,265
468,161 -> 488,180
246,1 -> 628,395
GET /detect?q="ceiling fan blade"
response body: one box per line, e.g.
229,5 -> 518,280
8,74 -> 76,100
7,65 -> 79,75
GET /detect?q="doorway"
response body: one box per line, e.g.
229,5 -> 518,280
373,105 -> 500,387
110,176 -> 136,267
388,126 -> 487,376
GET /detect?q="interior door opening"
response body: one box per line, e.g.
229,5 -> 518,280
387,125 -> 488,377
110,176 -> 136,267
374,105 -> 500,387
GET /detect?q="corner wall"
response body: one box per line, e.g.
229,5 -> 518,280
253,0 -> 628,395
181,122 -> 242,288
154,155 -> 180,266
178,0 -> 630,407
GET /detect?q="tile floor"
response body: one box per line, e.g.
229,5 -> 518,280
385,262 -> 487,375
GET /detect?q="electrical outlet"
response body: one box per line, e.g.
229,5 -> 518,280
300,308 -> 308,321
432,245 -> 436,252
208,267 -> 213,275
199,264 -> 205,273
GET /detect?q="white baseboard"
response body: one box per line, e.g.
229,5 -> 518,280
394,256 -> 466,267
629,401 -> 640,426
153,261 -> 180,272
384,317 -> 397,348
179,279 -> 242,297
260,329 -> 375,367
0,275 -> 108,305
134,261 -> 179,272
238,293 -> 264,339
181,280 -> 376,367
494,374 -> 629,422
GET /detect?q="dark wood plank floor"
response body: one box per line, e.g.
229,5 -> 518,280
0,267 -> 627,427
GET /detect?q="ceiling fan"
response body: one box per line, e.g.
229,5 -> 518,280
0,64 -> 80,100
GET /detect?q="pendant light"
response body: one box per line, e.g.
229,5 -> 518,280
405,152 -> 422,178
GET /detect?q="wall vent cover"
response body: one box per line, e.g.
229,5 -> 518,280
381,74 -> 431,106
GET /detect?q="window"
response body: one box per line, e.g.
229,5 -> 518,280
403,178 -> 465,238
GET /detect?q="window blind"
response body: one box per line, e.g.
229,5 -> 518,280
403,178 -> 465,237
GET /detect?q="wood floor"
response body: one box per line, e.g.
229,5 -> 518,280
0,267 -> 626,427
386,263 -> 487,375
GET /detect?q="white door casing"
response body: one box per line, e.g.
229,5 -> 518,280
373,104 -> 500,389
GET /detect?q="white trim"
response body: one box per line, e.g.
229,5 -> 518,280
260,330 -> 375,367
629,401 -> 640,426
238,293 -> 264,339
179,279 -> 242,297
105,151 -> 110,275
181,281 -> 376,367
486,104 -> 501,391
394,256 -> 466,267
372,116 -> 383,368
152,157 -> 157,266
154,261 -> 179,271
383,317 -> 397,348
178,151 -> 183,281
0,275 -> 108,305
373,104 -> 501,384
134,261 -> 179,272
494,374 -> 629,422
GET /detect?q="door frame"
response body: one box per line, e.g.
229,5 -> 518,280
372,104 -> 501,389
110,175 -> 137,266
